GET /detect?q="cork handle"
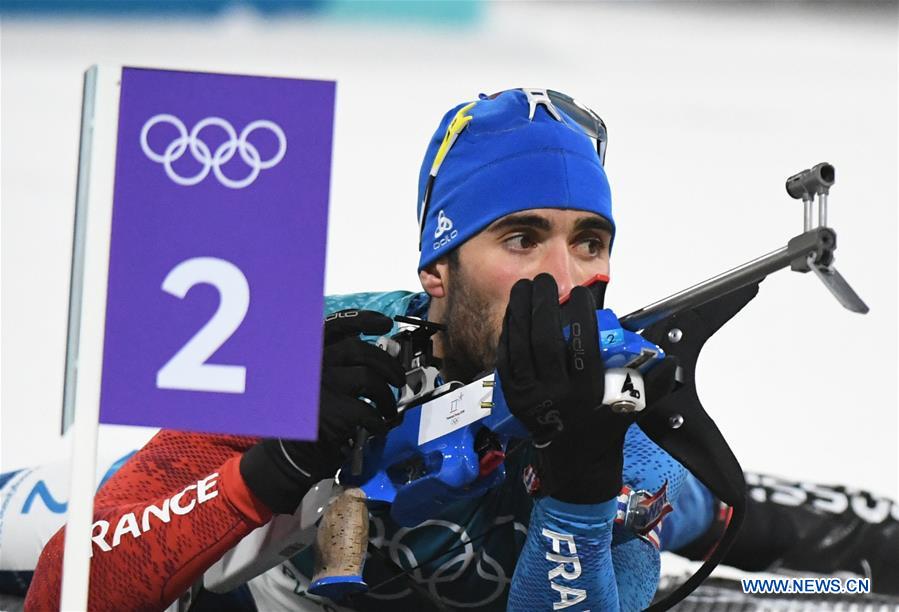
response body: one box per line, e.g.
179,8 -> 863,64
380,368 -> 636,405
312,487 -> 369,583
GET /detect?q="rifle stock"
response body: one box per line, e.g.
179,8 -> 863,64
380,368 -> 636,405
309,487 -> 369,598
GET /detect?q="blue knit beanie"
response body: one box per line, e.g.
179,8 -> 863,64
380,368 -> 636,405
417,90 -> 614,270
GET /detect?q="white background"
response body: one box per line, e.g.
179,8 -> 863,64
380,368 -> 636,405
1,2 -> 897,504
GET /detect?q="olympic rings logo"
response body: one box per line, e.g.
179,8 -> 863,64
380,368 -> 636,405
140,114 -> 287,189
362,515 -> 524,608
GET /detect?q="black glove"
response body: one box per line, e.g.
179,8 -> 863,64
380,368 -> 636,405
240,310 -> 406,514
498,273 -> 623,503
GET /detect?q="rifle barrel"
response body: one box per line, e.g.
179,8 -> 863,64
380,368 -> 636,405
620,227 -> 837,331
619,245 -> 790,332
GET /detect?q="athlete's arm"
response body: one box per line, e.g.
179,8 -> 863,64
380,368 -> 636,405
24,430 -> 271,611
499,277 -> 637,610
657,473 -> 715,552
508,436 -> 706,612
509,496 -> 619,610
25,310 -> 403,611
608,425 -> 704,610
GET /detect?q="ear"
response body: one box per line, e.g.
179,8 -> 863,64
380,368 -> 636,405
419,258 -> 450,299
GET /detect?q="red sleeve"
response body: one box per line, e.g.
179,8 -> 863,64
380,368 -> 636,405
24,430 -> 274,612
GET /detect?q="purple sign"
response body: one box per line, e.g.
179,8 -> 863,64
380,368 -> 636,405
99,67 -> 334,440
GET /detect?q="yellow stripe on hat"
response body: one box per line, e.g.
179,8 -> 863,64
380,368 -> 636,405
430,101 -> 476,177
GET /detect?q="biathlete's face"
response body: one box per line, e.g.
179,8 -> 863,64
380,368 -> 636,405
422,208 -> 612,383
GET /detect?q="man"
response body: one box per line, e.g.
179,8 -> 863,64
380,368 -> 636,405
23,89 -> 896,611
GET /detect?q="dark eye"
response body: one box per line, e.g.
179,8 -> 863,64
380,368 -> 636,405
505,234 -> 538,250
575,237 -> 606,257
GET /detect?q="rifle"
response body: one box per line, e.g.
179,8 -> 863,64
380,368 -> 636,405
206,163 -> 867,609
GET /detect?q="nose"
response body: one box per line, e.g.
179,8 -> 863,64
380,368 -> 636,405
539,241 -> 577,299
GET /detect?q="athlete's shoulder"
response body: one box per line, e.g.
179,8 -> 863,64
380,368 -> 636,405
324,290 -> 428,319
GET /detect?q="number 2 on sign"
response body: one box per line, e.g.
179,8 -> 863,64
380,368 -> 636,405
156,257 -> 249,394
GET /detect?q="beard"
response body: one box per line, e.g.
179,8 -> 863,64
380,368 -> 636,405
439,264 -> 501,384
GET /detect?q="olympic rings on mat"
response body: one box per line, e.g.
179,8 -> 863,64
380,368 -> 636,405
364,515 -> 523,608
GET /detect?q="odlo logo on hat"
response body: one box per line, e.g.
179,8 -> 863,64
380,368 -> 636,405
433,210 -> 458,250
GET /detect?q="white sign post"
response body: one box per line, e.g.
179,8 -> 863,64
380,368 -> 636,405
60,64 -> 121,612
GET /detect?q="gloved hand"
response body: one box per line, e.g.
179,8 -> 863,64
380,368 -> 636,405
240,310 -> 406,514
500,273 -> 655,504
